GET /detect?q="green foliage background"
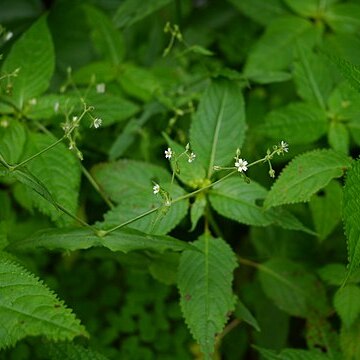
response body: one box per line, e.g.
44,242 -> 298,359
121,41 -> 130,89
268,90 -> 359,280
1,0 -> 360,359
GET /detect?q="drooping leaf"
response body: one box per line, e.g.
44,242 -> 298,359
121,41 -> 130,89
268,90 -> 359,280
334,284 -> 360,328
84,5 -> 125,65
235,300 -> 260,332
262,102 -> 328,145
244,16 -> 319,81
265,149 -> 351,208
328,121 -> 349,154
190,79 -> 246,178
325,3 -> 360,34
228,0 -> 288,26
113,0 -> 172,28
343,159 -> 360,278
309,180 -> 343,241
0,252 -> 87,349
92,160 -> 188,235
8,227 -> 194,254
2,16 -> 54,109
178,235 -> 237,359
258,258 -> 329,317
18,133 -> 81,226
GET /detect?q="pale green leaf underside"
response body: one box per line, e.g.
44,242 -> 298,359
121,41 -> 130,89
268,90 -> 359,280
0,252 -> 87,350
8,227 -> 194,253
265,149 -> 351,208
178,235 -> 237,359
190,79 -> 246,178
343,160 -> 360,277
2,16 -> 54,109
334,284 -> 360,328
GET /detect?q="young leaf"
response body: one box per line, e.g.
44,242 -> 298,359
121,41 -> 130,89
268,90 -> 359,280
262,102 -> 328,145
209,177 -> 273,226
325,3 -> 360,34
334,284 -> 360,328
0,120 -> 27,164
1,16 -> 54,109
309,180 -> 343,241
244,16 -> 319,80
328,121 -> 349,154
343,159 -> 360,278
190,79 -> 246,178
264,149 -> 351,209
0,252 -> 87,349
8,227 -> 194,253
258,258 -> 329,317
84,5 -> 125,65
178,235 -> 237,359
18,133 -> 81,226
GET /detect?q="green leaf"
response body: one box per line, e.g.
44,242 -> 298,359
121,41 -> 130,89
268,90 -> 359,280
235,300 -> 260,332
72,61 -> 117,84
244,16 -> 319,80
318,263 -> 360,286
2,16 -> 54,109
0,120 -> 27,164
259,258 -> 328,317
209,177 -> 273,226
293,48 -> 334,109
283,0 -> 331,17
329,55 -> 360,93
262,103 -> 328,145
265,149 -> 351,208
328,122 -> 349,154
19,133 -> 81,226
228,0 -> 288,26
325,3 -> 360,34
148,253 -> 179,285
190,79 -> 247,178
92,160 -> 188,235
8,227 -> 193,254
255,346 -> 331,360
190,194 -> 206,231
0,252 -> 87,349
113,0 -> 171,28
334,285 -> 360,328
45,342 -> 109,360
178,235 -> 237,359
343,159 -> 360,278
309,180 -> 343,241
84,5 -> 125,65
340,317 -> 360,359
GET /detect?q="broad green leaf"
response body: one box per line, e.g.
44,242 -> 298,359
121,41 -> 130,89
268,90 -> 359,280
148,253 -> 179,285
262,103 -> 328,145
329,55 -> 360,93
340,317 -> 360,360
293,48 -> 334,109
0,119 -> 26,164
255,346 -> 331,360
244,16 -> 319,80
309,180 -> 342,241
178,235 -> 237,359
19,133 -> 81,226
0,252 -> 87,349
259,258 -> 328,317
325,3 -> 360,34
190,79 -> 246,178
190,194 -> 206,231
163,133 -> 206,188
84,5 -> 125,65
265,149 -> 351,208
45,342 -> 109,360
228,0 -> 288,26
92,160 -> 188,235
86,92 -> 139,127
118,63 -> 161,102
113,0 -> 172,28
8,227 -> 194,254
328,121 -> 349,154
343,160 -> 360,278
72,61 -> 117,84
283,0 -> 333,17
209,177 -> 273,226
2,16 -> 54,109
334,285 -> 360,328
318,263 -> 360,286
245,71 -> 292,84
235,300 -> 260,332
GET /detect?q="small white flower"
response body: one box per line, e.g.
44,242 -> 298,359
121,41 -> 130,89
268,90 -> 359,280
280,141 -> 289,153
72,116 -> 78,122
235,158 -> 248,172
165,147 -> 173,159
54,101 -> 59,113
153,183 -> 160,194
4,31 -> 13,41
188,152 -> 196,163
96,83 -> 106,94
93,118 -> 102,129
0,119 -> 9,128
29,98 -> 37,105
